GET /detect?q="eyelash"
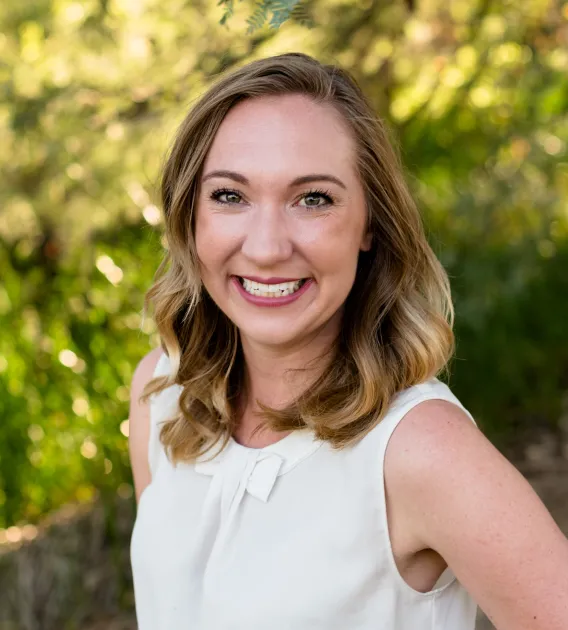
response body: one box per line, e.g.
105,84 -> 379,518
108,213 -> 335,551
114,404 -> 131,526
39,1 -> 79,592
209,187 -> 336,208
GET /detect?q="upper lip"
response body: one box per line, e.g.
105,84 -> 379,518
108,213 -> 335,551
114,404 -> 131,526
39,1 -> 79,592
237,275 -> 306,283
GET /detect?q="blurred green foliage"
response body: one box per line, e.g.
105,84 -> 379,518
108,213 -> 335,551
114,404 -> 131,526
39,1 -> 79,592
1,0 -> 567,527
218,0 -> 314,32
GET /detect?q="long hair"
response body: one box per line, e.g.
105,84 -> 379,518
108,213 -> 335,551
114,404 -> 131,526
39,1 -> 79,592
140,52 -> 454,463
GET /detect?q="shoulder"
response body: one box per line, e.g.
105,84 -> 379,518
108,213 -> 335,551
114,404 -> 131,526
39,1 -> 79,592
385,395 -> 479,468
384,396 -> 490,520
128,347 -> 164,501
130,346 -> 164,401
129,345 -> 165,439
385,398 -> 568,629
383,395 -> 481,550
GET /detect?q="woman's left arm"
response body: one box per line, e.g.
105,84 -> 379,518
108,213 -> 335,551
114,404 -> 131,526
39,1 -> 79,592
387,399 -> 568,630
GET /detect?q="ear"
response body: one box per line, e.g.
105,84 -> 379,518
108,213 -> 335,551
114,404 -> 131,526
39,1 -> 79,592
360,230 -> 372,252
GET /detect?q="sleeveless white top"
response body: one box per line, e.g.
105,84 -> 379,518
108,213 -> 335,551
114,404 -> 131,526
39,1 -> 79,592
131,353 -> 478,629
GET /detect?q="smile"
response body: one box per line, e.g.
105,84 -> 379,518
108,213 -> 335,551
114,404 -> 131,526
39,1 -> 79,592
232,276 -> 313,307
239,277 -> 306,297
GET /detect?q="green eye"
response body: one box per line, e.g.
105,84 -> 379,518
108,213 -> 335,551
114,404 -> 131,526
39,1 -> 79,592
211,189 -> 242,204
298,190 -> 335,209
210,188 -> 335,208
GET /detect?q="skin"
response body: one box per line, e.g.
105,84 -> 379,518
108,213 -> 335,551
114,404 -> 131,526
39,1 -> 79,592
129,93 -> 568,629
129,347 -> 162,503
194,94 -> 371,438
385,400 -> 568,629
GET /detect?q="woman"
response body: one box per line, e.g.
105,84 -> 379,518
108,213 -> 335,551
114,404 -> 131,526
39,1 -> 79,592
128,53 -> 568,629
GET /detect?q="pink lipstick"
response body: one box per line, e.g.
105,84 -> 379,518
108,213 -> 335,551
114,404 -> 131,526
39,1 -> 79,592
232,276 -> 313,307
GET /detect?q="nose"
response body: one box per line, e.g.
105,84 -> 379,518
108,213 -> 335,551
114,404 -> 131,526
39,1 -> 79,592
241,205 -> 293,266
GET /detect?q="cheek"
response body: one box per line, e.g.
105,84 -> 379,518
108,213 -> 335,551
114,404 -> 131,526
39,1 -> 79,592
193,210 -> 207,261
302,221 -> 364,280
194,212 -> 232,271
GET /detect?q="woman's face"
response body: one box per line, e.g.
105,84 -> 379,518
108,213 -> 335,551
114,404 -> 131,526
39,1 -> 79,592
195,94 -> 371,350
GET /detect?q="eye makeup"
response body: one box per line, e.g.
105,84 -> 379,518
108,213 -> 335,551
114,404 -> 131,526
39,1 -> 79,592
209,187 -> 337,209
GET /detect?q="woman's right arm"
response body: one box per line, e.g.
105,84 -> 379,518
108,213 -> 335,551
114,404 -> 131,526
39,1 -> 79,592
128,347 -> 163,504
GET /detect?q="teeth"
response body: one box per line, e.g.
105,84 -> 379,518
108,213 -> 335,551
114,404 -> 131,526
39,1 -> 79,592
241,278 -> 304,297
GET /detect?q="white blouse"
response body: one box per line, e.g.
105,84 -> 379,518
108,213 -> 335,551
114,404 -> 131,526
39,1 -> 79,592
131,352 -> 478,629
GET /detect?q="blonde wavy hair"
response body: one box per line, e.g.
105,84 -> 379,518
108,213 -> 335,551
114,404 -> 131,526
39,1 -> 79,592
140,52 -> 454,463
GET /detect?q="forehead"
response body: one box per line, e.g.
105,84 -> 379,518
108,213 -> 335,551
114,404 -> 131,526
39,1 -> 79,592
203,94 -> 357,177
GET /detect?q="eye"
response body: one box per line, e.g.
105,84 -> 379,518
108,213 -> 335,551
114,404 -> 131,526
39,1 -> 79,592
297,189 -> 336,209
210,188 -> 243,205
209,187 -> 336,208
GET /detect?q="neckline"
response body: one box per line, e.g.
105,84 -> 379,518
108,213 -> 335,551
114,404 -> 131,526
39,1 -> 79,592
228,427 -> 319,457
229,429 -> 295,452
197,428 -> 323,476
156,353 -> 323,469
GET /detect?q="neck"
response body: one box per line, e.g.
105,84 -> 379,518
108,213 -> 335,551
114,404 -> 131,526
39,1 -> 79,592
239,325 -> 338,416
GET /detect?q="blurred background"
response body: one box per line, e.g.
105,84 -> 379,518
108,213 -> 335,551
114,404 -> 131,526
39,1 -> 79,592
0,0 -> 567,628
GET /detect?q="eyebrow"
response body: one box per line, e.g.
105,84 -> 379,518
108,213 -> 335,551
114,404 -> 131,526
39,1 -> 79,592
201,169 -> 347,190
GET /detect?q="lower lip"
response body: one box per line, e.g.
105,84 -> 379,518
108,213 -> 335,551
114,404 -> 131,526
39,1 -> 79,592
232,277 -> 313,307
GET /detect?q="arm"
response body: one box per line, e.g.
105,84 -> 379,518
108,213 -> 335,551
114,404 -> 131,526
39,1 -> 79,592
385,399 -> 568,630
128,347 -> 163,504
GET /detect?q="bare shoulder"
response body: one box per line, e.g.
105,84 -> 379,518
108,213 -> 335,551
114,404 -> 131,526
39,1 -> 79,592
128,347 -> 164,502
384,397 -> 482,485
385,398 -> 568,630
131,346 -> 164,398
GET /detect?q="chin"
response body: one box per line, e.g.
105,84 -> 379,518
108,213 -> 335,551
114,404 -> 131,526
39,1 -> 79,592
236,321 -> 308,349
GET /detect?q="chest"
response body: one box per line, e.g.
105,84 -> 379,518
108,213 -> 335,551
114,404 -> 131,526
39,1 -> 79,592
131,450 -> 390,627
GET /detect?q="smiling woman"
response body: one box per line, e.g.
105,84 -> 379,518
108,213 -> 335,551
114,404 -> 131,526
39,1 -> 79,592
128,53 -> 568,630
195,93 -> 371,349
